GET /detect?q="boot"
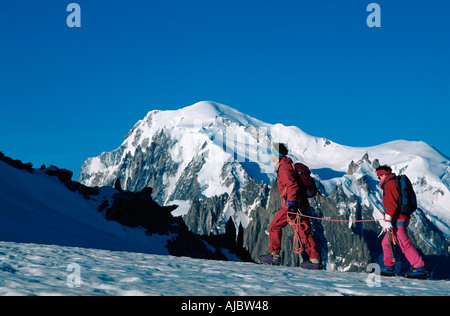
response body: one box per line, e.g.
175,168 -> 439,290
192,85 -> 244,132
405,266 -> 429,279
380,266 -> 396,277
300,258 -> 321,270
258,252 -> 280,266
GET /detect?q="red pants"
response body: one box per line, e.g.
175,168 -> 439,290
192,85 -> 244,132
269,206 -> 319,259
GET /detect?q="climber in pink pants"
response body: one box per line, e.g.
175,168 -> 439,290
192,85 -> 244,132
381,219 -> 425,268
377,165 -> 427,278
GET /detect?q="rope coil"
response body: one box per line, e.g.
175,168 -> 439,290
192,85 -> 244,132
286,212 -> 307,254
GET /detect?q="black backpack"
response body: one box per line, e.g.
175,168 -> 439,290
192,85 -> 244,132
292,162 -> 318,198
396,174 -> 417,215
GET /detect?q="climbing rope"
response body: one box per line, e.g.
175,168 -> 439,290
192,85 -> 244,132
286,212 -> 308,254
290,212 -> 384,223
286,211 -> 383,255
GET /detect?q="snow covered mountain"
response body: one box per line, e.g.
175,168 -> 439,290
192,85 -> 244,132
77,101 -> 450,277
0,153 -> 232,261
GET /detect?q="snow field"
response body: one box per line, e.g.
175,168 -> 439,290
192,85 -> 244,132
0,160 -> 172,255
1,241 -> 449,296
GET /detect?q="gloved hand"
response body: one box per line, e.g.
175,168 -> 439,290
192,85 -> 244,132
383,214 -> 393,232
286,200 -> 297,211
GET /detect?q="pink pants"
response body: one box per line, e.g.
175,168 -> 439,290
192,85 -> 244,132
382,219 -> 425,268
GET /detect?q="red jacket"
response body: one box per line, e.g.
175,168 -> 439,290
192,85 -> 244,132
380,173 -> 410,221
276,156 -> 310,211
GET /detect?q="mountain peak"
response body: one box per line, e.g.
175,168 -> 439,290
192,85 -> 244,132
138,101 -> 268,136
184,101 -> 228,116
177,101 -> 266,128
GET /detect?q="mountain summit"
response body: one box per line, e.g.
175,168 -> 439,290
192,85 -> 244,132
78,101 -> 450,276
174,101 -> 266,127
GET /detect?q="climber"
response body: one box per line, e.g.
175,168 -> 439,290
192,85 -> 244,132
258,143 -> 320,269
376,165 -> 428,279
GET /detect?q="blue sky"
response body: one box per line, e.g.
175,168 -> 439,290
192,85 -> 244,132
1,0 -> 449,177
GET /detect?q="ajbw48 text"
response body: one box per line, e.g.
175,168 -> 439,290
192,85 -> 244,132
181,300 -> 269,313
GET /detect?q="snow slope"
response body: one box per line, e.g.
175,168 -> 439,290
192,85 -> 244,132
1,241 -> 449,296
0,160 -> 171,255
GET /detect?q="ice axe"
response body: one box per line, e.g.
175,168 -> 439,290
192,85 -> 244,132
388,230 -> 396,263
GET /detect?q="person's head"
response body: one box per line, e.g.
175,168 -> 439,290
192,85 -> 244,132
376,165 -> 392,182
271,143 -> 288,162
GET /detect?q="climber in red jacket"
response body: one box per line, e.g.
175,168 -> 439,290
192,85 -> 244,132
259,143 -> 320,269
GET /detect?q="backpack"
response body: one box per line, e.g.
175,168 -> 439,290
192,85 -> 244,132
396,174 -> 417,215
292,162 -> 318,198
